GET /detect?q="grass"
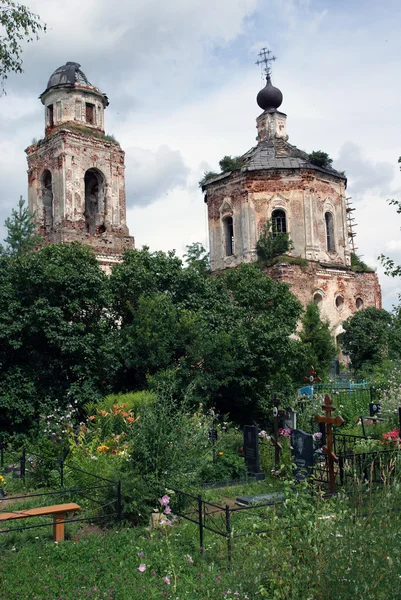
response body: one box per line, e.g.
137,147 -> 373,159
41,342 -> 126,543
2,479 -> 401,599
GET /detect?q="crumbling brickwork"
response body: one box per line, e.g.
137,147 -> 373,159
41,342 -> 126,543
25,62 -> 134,270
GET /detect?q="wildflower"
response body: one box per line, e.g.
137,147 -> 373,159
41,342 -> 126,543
159,495 -> 170,507
218,451 -> 224,456
163,576 -> 171,585
0,475 -> 7,486
137,564 -> 146,573
164,506 -> 172,515
97,445 -> 110,453
187,555 -> 194,563
137,552 -> 144,557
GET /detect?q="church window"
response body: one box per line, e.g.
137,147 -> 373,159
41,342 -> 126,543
85,103 -> 95,125
223,216 -> 234,256
313,292 -> 323,306
47,104 -> 54,128
325,212 -> 335,251
42,170 -> 53,230
356,297 -> 364,310
271,209 -> 287,235
335,295 -> 344,310
84,168 -> 105,235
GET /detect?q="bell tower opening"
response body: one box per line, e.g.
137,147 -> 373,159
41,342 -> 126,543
84,168 -> 105,235
223,216 -> 234,256
42,170 -> 53,230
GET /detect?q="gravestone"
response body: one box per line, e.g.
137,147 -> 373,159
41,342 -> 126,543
243,425 -> 261,475
284,408 -> 297,430
290,429 -> 314,481
369,402 -> 381,417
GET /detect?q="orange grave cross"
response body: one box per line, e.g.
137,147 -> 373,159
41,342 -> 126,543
314,394 -> 344,493
304,365 -> 322,385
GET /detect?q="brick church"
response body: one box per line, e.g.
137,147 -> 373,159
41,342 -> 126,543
25,58 -> 381,339
202,51 -> 381,340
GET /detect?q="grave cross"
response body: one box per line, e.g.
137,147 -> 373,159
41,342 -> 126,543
304,365 -> 321,385
314,394 -> 344,493
271,394 -> 283,471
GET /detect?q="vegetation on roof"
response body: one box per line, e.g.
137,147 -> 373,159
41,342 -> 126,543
351,252 -> 375,273
308,150 -> 333,169
199,155 -> 245,187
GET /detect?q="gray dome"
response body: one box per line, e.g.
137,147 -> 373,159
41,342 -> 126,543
46,62 -> 90,90
257,77 -> 283,111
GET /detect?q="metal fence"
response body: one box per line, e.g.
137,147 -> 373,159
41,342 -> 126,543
0,446 -> 121,539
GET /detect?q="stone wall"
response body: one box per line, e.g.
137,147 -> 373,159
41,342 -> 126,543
265,261 -> 382,336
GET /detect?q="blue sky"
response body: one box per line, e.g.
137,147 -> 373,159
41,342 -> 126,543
1,0 -> 400,309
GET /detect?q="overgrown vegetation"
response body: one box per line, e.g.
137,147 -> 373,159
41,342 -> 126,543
351,252 -> 374,272
308,150 -> 333,169
199,154 -> 244,187
58,124 -> 119,144
256,219 -> 294,264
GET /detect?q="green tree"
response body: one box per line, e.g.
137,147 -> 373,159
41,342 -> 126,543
0,243 -> 116,434
0,1 -> 45,90
299,302 -> 336,379
308,150 -> 333,168
184,242 -> 209,276
218,155 -> 244,172
4,196 -> 41,255
339,307 -> 393,372
256,219 -> 294,263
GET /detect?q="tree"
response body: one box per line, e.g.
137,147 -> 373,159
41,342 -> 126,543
339,307 -> 393,372
0,243 -> 116,434
308,151 -> 333,169
218,155 -> 244,172
4,196 -> 41,255
0,1 -> 45,91
299,302 -> 336,379
256,219 -> 294,263
184,242 -> 209,276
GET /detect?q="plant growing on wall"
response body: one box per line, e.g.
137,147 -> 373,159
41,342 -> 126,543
308,150 -> 333,169
256,219 -> 294,263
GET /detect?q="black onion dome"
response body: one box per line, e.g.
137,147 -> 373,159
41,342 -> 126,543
46,62 -> 90,90
257,76 -> 283,110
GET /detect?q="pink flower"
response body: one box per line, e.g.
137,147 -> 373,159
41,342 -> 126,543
163,576 -> 171,585
137,564 -> 146,573
159,495 -> 170,507
187,555 -> 194,563
137,552 -> 144,557
313,432 -> 322,441
164,506 -> 171,515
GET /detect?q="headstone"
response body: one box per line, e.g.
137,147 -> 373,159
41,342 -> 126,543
329,359 -> 340,379
236,492 -> 284,506
284,408 -> 297,430
208,429 -> 218,442
369,402 -> 381,417
243,425 -> 261,475
290,429 -> 314,481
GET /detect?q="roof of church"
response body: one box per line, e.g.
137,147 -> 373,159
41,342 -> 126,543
202,137 -> 345,187
40,62 -> 109,105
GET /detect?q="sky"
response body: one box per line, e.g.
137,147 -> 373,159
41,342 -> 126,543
1,0 -> 401,309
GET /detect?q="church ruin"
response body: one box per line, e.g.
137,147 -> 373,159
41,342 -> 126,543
202,50 -> 382,339
25,61 -> 134,272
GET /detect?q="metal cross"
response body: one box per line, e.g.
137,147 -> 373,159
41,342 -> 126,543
256,48 -> 277,78
314,394 -> 344,493
304,365 -> 322,385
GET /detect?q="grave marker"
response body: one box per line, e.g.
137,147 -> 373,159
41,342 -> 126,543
290,429 -> 314,481
243,425 -> 261,475
314,394 -> 344,493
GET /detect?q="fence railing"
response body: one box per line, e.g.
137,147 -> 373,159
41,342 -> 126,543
0,446 -> 121,539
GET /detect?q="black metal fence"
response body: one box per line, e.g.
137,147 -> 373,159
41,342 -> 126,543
0,447 -> 121,539
167,486 -> 284,563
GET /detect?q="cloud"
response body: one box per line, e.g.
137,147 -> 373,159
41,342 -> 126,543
336,142 -> 395,199
125,145 -> 189,207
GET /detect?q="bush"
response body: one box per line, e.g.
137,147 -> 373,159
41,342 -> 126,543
256,220 -> 294,263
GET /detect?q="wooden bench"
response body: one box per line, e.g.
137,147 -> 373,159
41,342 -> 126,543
0,502 -> 81,542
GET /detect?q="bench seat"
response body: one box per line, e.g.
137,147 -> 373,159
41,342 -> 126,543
0,502 -> 80,541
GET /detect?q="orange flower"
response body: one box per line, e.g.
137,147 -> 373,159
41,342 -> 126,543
88,415 -> 96,421
97,445 -> 110,453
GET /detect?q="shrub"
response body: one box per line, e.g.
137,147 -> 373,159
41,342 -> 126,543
256,220 -> 294,263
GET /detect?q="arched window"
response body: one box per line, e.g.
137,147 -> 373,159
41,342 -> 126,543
335,295 -> 344,310
223,216 -> 234,256
356,297 -> 364,310
325,212 -> 335,251
42,170 -> 53,231
313,292 -> 323,306
271,209 -> 287,235
84,169 -> 105,235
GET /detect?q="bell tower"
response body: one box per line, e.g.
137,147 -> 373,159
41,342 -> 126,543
26,61 -> 134,271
